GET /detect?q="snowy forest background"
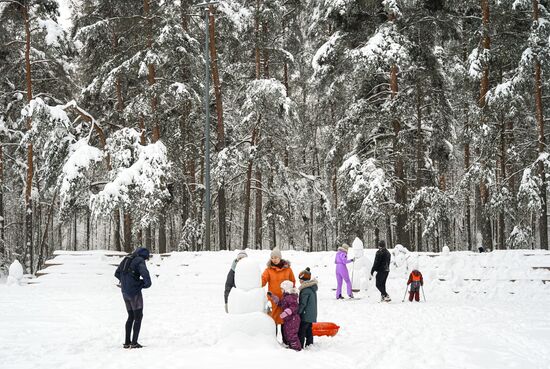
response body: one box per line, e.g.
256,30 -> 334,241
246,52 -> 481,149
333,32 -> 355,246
0,0 -> 549,274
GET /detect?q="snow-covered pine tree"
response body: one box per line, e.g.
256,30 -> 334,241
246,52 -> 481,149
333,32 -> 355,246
0,0 -> 75,271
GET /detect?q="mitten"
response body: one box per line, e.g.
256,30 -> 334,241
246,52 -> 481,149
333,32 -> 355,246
280,308 -> 292,319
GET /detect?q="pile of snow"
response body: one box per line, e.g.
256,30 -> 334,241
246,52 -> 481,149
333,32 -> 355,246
6,260 -> 24,286
0,248 -> 549,369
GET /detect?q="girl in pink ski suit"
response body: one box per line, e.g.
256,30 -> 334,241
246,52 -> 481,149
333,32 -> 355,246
335,244 -> 354,299
278,280 -> 301,351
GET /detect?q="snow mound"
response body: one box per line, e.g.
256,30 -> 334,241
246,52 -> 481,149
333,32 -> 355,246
220,312 -> 276,346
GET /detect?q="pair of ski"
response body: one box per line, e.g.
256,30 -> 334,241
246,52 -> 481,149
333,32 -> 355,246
332,288 -> 363,301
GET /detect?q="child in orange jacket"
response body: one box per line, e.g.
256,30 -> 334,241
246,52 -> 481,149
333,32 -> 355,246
407,269 -> 423,302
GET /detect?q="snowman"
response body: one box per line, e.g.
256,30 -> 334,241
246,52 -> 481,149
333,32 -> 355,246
350,237 -> 372,291
222,254 -> 275,341
6,260 -> 24,286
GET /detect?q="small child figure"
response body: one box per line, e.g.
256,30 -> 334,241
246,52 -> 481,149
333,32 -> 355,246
279,280 -> 302,351
407,269 -> 424,302
298,267 -> 318,348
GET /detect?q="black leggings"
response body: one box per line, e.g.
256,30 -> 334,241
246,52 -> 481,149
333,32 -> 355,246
125,309 -> 143,345
376,271 -> 389,297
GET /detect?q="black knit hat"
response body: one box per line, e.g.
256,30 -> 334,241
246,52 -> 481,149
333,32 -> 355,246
299,267 -> 311,280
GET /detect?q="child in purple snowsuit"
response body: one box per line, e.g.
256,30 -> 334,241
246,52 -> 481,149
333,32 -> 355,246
279,280 -> 302,351
335,243 -> 355,299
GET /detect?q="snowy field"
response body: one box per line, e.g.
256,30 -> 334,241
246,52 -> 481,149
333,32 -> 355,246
1,248 -> 550,369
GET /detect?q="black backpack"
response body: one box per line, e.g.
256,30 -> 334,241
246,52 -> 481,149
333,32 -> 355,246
120,255 -> 140,280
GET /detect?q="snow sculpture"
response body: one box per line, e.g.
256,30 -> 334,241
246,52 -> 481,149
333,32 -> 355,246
224,257 -> 275,340
350,237 -> 372,291
392,244 -> 411,272
7,260 -> 24,286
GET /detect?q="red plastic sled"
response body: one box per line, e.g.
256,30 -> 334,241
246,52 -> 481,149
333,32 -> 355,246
312,322 -> 340,337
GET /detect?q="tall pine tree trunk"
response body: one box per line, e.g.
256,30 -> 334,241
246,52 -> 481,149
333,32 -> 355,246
415,81 -> 423,252
390,64 -> 410,247
73,211 -> 77,251
112,22 -> 123,253
124,212 -> 132,253
254,167 -> 263,249
498,117 -> 506,250
38,191 -> 57,269
478,0 -> 493,250
533,0 -> 549,249
145,0 -> 166,253
0,142 -> 4,256
461,22 -> 473,252
465,140 -> 472,251
22,4 -> 34,272
208,6 -> 227,251
243,0 -> 262,249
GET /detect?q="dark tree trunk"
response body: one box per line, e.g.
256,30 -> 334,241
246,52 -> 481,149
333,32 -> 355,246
498,118 -> 507,250
73,211 -> 77,251
22,4 -> 34,272
0,143 -> 4,256
415,81 -> 423,252
390,64 -> 410,247
386,216 -> 393,248
114,210 -> 122,252
254,168 -> 263,249
465,139 -> 472,251
243,128 -> 257,249
145,226 -> 152,249
38,192 -> 56,270
533,0 -> 548,249
124,212 -> 132,253
158,215 -> 167,254
478,0 -> 493,251
208,6 -> 227,251
243,0 -> 262,250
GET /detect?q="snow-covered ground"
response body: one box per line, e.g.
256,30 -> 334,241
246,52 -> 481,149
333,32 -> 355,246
1,248 -> 550,369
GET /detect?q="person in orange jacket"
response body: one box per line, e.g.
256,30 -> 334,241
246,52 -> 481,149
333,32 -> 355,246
262,247 -> 296,342
407,269 -> 424,302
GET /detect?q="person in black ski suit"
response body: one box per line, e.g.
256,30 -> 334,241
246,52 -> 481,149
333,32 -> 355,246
224,250 -> 248,313
115,247 -> 152,348
370,240 -> 391,302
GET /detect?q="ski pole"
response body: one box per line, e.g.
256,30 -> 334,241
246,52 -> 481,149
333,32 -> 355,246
402,284 -> 408,302
351,259 -> 355,288
421,285 -> 427,302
